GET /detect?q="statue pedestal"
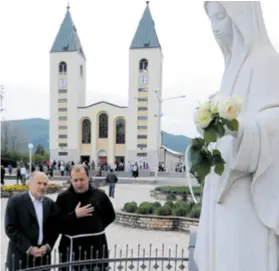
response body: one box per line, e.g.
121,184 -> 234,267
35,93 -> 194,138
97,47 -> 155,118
188,226 -> 199,271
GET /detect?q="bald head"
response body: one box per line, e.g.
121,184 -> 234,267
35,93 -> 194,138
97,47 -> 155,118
28,171 -> 49,199
28,171 -> 48,183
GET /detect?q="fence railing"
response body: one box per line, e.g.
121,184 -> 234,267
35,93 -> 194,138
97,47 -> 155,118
6,244 -> 188,271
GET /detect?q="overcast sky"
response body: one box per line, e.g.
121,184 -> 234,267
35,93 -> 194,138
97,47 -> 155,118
0,0 -> 278,137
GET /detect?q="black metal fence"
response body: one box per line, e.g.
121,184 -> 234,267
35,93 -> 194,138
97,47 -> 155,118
6,244 -> 188,271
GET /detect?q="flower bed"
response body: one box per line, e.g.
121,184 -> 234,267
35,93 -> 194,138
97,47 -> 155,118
151,186 -> 201,201
0,184 -> 62,198
116,200 -> 200,232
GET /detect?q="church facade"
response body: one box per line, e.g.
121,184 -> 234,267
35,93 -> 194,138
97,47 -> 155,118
49,2 -> 164,169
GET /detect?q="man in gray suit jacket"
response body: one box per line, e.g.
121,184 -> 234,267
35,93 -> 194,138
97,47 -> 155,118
5,172 -> 58,270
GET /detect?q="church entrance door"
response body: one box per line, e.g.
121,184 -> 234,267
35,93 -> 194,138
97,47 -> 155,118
80,155 -> 90,163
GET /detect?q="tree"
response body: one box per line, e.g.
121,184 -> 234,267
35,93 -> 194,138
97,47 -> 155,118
1,121 -> 28,153
35,144 -> 45,155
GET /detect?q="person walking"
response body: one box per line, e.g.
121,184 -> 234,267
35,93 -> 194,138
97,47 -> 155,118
1,165 -> 6,185
106,169 -> 118,198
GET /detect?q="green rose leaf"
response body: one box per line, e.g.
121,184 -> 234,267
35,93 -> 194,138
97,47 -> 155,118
224,118 -> 239,131
204,127 -> 218,143
212,149 -> 221,156
215,122 -> 225,137
191,159 -> 211,181
214,163 -> 225,175
191,137 -> 205,147
191,150 -> 203,165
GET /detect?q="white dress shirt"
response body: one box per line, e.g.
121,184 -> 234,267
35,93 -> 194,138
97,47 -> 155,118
28,192 -> 43,245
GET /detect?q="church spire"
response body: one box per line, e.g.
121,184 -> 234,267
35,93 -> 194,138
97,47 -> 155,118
130,1 -> 161,49
50,6 -> 85,58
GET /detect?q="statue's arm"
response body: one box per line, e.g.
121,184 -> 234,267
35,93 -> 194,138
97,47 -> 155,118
217,108 -> 279,203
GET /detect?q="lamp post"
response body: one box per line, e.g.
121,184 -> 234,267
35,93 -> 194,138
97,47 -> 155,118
154,90 -> 186,184
28,143 -> 33,173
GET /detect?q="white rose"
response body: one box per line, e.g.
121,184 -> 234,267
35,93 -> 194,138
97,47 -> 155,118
218,95 -> 242,120
194,102 -> 213,129
209,93 -> 224,114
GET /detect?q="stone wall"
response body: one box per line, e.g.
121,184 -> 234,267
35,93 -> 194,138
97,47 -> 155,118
115,211 -> 199,232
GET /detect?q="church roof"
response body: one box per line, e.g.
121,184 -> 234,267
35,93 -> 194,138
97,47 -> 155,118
78,101 -> 128,109
130,1 -> 161,49
50,6 -> 85,58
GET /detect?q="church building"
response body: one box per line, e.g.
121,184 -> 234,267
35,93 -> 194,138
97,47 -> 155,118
49,1 -> 164,170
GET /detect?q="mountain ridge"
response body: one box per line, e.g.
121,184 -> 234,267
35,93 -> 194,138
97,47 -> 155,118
2,118 -> 191,153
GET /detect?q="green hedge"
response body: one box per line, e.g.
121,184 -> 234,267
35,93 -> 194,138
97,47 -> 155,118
154,186 -> 201,196
122,200 -> 201,218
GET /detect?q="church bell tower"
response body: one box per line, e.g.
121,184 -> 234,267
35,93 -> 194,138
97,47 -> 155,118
126,1 -> 163,170
49,5 -> 86,162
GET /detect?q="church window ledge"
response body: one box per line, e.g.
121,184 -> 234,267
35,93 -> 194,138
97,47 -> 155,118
58,116 -> 67,121
58,152 -> 68,156
137,153 -> 147,157
137,144 -> 147,148
138,107 -> 148,111
138,88 -> 148,92
137,125 -> 148,130
137,135 -> 147,139
59,143 -> 68,147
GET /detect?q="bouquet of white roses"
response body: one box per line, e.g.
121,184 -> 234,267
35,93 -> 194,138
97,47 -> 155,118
189,93 -> 242,184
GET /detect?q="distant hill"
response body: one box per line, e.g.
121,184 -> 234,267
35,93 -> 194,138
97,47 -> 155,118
2,118 -> 191,153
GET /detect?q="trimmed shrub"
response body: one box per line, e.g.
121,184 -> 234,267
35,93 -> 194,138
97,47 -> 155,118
137,202 -> 154,214
152,201 -> 162,209
164,200 -> 174,208
123,202 -> 137,213
188,203 -> 201,218
154,186 -> 201,196
174,207 -> 187,217
122,200 -> 201,219
157,206 -> 172,216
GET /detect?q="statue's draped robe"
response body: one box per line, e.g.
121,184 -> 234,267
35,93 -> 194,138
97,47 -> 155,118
195,2 -> 279,271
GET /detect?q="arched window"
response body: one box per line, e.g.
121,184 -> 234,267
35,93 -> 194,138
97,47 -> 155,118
139,59 -> 148,72
99,113 -> 108,138
59,61 -> 67,73
116,119 -> 125,144
82,119 -> 91,144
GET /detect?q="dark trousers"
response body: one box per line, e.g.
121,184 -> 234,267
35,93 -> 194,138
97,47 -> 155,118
109,184 -> 115,198
59,234 -> 109,271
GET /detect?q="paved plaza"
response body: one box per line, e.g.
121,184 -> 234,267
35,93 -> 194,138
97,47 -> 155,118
1,181 -> 189,269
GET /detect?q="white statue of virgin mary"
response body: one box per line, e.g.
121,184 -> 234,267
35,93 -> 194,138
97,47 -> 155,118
194,2 -> 279,271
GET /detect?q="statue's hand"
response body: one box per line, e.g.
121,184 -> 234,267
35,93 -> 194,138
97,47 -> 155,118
224,125 -> 238,137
